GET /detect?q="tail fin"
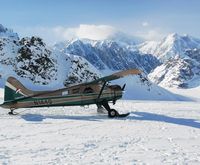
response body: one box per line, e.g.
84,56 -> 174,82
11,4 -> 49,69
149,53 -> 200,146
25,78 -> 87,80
4,77 -> 28,102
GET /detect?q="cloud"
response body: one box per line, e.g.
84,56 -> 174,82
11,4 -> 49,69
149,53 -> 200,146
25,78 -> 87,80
15,24 -> 117,45
15,24 -> 168,44
135,28 -> 167,41
76,24 -> 116,40
142,22 -> 149,27
14,26 -> 66,45
52,24 -> 116,40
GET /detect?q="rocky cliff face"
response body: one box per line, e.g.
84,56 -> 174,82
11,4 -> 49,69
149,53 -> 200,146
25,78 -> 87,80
15,37 -> 58,85
64,55 -> 101,86
0,34 -> 58,85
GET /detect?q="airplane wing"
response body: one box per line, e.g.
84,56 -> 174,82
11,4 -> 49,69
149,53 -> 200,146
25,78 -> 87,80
83,69 -> 141,85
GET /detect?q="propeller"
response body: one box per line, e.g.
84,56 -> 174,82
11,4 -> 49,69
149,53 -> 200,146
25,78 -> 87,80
122,83 -> 126,91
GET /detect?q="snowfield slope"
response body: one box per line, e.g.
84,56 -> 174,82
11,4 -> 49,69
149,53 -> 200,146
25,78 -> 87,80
0,90 -> 200,164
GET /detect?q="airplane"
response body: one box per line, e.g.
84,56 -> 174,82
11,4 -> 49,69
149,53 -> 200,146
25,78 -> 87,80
0,69 -> 141,118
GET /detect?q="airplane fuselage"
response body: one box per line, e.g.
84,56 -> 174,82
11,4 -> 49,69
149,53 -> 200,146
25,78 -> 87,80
1,84 -> 123,109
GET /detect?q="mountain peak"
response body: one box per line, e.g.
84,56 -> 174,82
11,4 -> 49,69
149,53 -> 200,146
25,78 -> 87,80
163,33 -> 180,44
0,23 -> 19,39
0,24 -> 7,33
168,33 -> 179,38
164,33 -> 198,43
138,32 -> 200,62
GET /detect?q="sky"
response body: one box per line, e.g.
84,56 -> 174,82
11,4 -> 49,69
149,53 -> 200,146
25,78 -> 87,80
0,0 -> 200,44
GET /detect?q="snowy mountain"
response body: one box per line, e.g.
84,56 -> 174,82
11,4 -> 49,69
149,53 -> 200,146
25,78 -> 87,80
139,33 -> 200,88
1,24 -> 186,100
54,39 -> 160,74
2,23 -> 200,99
0,24 -> 101,88
138,33 -> 200,62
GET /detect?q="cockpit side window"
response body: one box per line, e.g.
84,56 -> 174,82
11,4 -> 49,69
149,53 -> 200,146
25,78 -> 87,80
83,87 -> 94,94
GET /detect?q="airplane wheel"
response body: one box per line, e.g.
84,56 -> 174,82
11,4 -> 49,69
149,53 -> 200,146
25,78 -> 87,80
108,109 -> 119,118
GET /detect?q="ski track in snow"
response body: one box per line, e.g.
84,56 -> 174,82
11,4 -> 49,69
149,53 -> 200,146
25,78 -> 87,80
0,100 -> 200,164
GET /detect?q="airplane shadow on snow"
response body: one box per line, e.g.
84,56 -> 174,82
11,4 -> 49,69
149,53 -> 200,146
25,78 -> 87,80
21,111 -> 200,129
21,113 -> 107,122
129,112 -> 200,129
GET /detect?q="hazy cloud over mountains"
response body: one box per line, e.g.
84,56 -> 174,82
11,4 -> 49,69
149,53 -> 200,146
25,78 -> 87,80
15,24 -> 169,45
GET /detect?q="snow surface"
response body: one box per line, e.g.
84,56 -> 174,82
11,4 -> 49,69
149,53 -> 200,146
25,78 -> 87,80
112,75 -> 190,101
168,86 -> 200,102
0,88 -> 3,100
0,90 -> 200,164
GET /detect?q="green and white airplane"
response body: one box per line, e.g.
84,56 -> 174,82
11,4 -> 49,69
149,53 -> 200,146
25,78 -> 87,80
0,69 -> 141,118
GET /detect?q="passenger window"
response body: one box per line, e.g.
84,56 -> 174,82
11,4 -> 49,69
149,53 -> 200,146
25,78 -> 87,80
62,91 -> 68,96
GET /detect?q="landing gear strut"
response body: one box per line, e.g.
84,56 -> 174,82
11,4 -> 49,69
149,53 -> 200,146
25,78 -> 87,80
96,104 -> 107,114
101,101 -> 129,118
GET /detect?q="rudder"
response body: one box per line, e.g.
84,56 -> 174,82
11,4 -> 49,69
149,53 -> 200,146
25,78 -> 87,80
4,77 -> 27,102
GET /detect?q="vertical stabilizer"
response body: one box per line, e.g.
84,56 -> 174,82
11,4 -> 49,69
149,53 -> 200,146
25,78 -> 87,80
4,77 -> 26,102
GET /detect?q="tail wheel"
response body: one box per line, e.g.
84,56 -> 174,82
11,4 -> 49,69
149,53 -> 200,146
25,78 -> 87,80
8,108 -> 16,115
108,109 -> 119,118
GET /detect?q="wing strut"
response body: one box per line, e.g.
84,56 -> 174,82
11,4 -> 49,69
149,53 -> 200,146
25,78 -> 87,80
97,81 -> 107,102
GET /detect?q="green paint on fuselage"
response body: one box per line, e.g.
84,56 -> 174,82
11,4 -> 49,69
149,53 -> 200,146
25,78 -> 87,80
2,92 -> 122,109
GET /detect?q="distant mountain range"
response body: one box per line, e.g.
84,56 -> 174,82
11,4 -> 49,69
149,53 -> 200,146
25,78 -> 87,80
0,23 -> 200,100
54,33 -> 200,88
54,39 -> 160,73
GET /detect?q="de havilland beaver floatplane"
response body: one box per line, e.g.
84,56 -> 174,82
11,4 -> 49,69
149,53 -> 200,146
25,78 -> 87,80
0,69 -> 141,118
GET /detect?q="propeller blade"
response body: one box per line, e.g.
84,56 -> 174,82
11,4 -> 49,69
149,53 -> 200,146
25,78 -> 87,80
122,84 -> 126,91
